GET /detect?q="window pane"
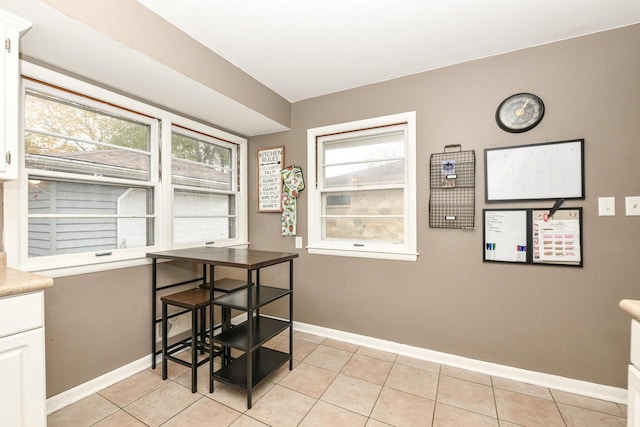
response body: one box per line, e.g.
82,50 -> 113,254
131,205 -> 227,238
322,128 -> 405,187
322,189 -> 404,216
171,158 -> 232,189
173,190 -> 236,243
28,218 -> 154,257
27,180 -> 154,257
322,217 -> 404,243
322,189 -> 404,243
28,180 -> 153,215
323,130 -> 404,165
24,90 -> 151,181
324,159 -> 404,187
172,132 -> 232,189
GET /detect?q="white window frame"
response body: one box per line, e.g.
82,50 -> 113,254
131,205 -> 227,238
4,61 -> 248,277
169,125 -> 243,248
306,111 -> 418,261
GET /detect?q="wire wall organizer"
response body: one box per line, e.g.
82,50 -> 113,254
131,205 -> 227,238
429,145 -> 476,229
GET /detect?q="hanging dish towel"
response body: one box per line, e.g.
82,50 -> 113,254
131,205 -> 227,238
281,165 -> 305,236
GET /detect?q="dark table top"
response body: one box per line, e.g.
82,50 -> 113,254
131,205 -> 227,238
147,247 -> 298,269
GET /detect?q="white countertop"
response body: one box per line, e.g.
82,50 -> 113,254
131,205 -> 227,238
620,299 -> 640,322
0,252 -> 53,298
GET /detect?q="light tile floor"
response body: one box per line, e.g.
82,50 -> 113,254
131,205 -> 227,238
48,331 -> 627,426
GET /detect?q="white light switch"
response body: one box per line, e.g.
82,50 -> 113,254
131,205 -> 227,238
626,196 -> 640,216
295,237 -> 303,248
598,197 -> 616,216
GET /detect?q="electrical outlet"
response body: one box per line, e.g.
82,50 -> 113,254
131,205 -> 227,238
598,197 -> 615,216
295,237 -> 303,248
155,312 -> 191,343
626,196 -> 640,216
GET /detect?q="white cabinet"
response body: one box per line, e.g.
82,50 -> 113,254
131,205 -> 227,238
629,319 -> 640,427
0,291 -> 47,427
629,364 -> 640,427
0,10 -> 30,180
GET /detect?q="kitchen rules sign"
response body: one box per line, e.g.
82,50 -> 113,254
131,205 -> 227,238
257,146 -> 284,212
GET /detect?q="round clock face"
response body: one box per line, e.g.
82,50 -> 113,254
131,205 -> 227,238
496,93 -> 545,133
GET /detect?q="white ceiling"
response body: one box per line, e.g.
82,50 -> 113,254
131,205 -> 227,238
137,0 -> 640,102
0,0 -> 639,136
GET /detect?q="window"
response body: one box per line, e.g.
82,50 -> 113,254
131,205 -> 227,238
4,62 -> 247,276
171,127 -> 238,246
306,112 -> 417,261
20,80 -> 158,269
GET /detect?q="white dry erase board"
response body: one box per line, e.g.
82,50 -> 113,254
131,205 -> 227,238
483,209 -> 528,263
485,139 -> 584,202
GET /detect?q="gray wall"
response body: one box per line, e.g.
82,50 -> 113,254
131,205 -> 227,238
38,24 -> 639,397
44,266 -> 152,396
43,260 -> 242,397
248,24 -> 640,389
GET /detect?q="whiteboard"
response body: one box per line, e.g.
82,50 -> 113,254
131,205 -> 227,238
485,139 -> 584,202
483,210 -> 528,263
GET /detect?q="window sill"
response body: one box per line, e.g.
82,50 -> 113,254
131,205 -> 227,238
21,256 -> 154,279
307,246 -> 418,262
16,242 -> 250,278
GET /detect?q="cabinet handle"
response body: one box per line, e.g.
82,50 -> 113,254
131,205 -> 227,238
4,38 -> 10,53
5,151 -> 10,165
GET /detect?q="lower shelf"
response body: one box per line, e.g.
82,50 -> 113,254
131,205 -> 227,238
213,347 -> 290,389
214,316 -> 289,351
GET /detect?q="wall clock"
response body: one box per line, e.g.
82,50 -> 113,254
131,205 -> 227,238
496,93 -> 545,133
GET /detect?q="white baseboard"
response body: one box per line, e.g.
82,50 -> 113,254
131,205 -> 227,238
46,354 -> 158,415
293,321 -> 628,404
47,320 -> 627,415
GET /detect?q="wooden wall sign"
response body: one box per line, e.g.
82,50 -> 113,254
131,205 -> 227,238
256,146 -> 284,212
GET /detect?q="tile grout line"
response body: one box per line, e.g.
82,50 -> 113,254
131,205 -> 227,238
338,344 -> 383,422
294,338 -> 357,426
431,365 -> 443,427
365,352 -> 399,425
549,388 -> 569,427
490,373 -> 500,425
157,394 -> 207,426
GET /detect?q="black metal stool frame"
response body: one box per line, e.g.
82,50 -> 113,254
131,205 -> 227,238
161,287 -> 215,393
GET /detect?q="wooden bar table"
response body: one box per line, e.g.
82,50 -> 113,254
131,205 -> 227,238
147,247 -> 297,408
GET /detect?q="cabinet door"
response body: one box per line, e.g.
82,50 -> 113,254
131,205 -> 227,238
629,364 -> 640,427
0,26 -> 6,174
0,11 -> 30,179
0,328 -> 46,427
0,24 -> 21,179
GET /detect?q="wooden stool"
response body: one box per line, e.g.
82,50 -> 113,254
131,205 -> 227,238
161,278 -> 248,393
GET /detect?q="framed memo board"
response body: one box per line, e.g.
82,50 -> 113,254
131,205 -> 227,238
531,208 -> 582,267
485,139 -> 584,202
483,209 -> 529,263
483,207 -> 583,267
257,146 -> 284,212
